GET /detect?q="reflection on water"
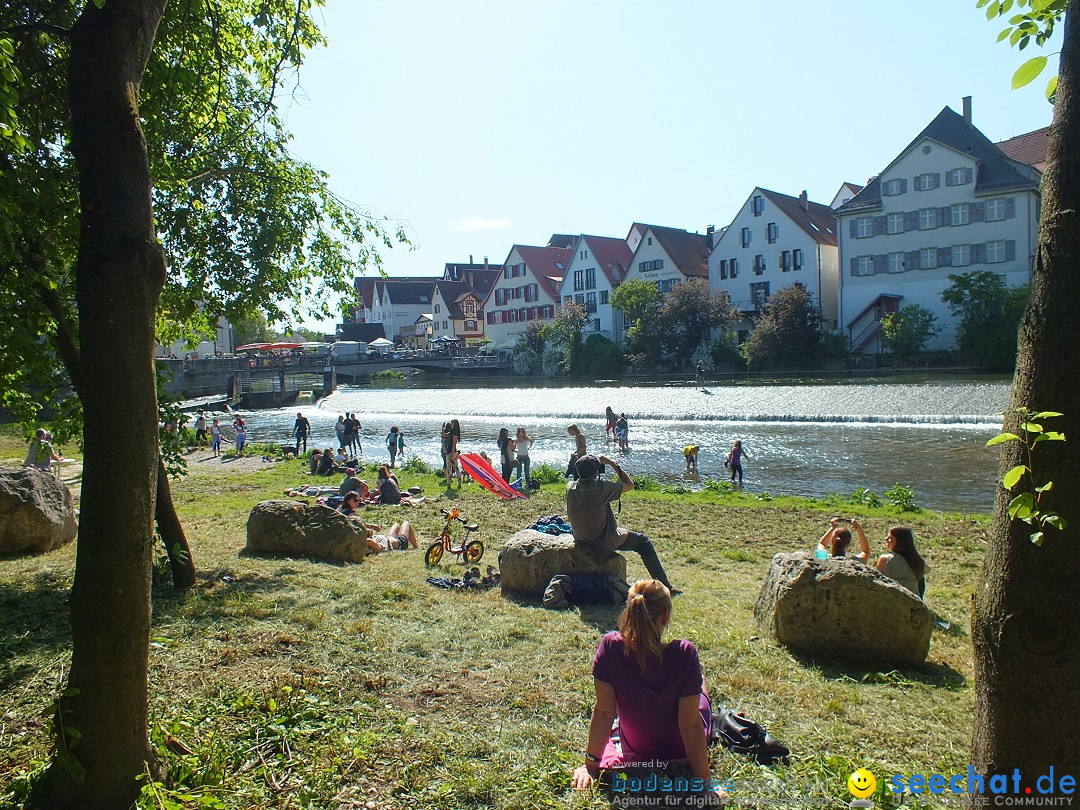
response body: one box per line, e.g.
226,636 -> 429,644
222,377 -> 1010,514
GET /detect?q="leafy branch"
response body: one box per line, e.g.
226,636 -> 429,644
986,407 -> 1067,545
978,0 -> 1067,100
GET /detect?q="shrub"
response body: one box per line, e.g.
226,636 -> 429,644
401,455 -> 433,474
631,474 -> 660,491
530,462 -> 565,485
577,334 -> 623,376
885,483 -> 920,512
703,478 -> 733,494
370,369 -> 406,380
850,487 -> 882,508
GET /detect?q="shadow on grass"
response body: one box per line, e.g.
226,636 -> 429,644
151,565 -> 300,625
0,578 -> 72,691
792,651 -> 967,690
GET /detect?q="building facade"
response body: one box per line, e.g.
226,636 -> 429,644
557,234 -> 633,341
483,244 -> 568,349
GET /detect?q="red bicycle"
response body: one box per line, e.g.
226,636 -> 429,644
425,508 -> 483,567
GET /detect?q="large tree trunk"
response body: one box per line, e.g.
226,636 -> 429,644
37,1 -> 170,807
156,458 -> 196,589
971,0 -> 1080,789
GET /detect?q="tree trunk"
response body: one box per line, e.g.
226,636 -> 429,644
36,1 -> 170,807
156,458 -> 196,589
971,0 -> 1080,789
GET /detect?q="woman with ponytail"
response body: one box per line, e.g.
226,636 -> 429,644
571,579 -> 718,800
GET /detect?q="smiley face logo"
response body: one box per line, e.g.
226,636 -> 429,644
848,769 -> 876,799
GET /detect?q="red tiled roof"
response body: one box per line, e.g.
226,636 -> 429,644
645,225 -> 710,278
579,234 -> 633,286
514,244 -> 573,300
434,280 -> 485,320
759,188 -> 838,246
996,126 -> 1051,172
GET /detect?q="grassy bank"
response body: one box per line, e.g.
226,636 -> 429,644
0,441 -> 990,809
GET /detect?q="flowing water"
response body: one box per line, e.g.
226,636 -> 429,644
218,375 -> 1011,513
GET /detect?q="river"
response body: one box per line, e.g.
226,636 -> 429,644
216,375 -> 1011,514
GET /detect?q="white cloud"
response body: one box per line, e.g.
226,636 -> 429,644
450,218 -> 511,232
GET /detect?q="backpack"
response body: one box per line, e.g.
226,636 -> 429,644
711,709 -> 790,765
542,573 -> 630,609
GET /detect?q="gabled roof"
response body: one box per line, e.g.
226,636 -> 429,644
842,182 -> 864,195
335,322 -> 387,342
644,225 -> 710,278
353,277 -> 378,310
577,234 -> 633,286
835,106 -> 1042,216
379,278 -> 435,306
758,188 -> 837,246
433,280 -> 486,319
996,126 -> 1051,172
547,234 -> 576,249
513,244 -> 573,300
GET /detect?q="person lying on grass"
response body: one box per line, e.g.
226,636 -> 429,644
361,520 -> 418,554
572,579 -> 721,803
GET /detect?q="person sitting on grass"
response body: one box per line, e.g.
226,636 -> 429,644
308,449 -> 322,475
338,468 -> 369,500
817,517 -> 870,561
876,526 -> 928,599
337,491 -> 363,517
374,465 -> 426,506
315,448 -> 337,476
571,579 -> 720,804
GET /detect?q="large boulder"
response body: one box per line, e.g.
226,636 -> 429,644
0,467 -> 78,556
754,551 -> 933,667
245,500 -> 367,563
498,529 -> 626,596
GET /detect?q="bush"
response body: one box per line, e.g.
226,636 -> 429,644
401,455 -> 433,474
512,348 -> 540,376
371,369 -> 406,380
884,483 -> 920,512
708,332 -> 744,370
703,478 -> 734,494
850,487 -> 882,508
577,334 -> 623,376
631,474 -> 660,491
530,462 -> 565,485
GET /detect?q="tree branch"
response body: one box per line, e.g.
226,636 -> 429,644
35,282 -> 83,397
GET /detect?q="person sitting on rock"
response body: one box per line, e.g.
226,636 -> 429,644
571,579 -> 719,803
876,526 -> 928,598
566,454 -> 679,595
817,517 -> 870,561
23,428 -> 61,472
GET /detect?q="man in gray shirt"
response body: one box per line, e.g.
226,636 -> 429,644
565,454 -> 679,595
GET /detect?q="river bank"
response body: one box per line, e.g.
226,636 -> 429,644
0,442 -> 986,808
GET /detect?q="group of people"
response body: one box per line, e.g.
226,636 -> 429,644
334,413 -> 363,457
194,411 -> 248,458
817,516 -> 928,598
603,407 -> 630,451
496,426 -> 534,488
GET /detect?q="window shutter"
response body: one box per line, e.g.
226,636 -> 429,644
931,173 -> 941,189
850,258 -> 857,276
973,201 -> 986,222
965,167 -> 974,184
938,207 -> 949,227
906,251 -> 920,270
946,172 -> 954,187
1005,198 -> 1016,219
873,254 -> 887,274
1006,240 -> 1016,261
938,247 -> 952,267
899,178 -> 908,193
972,243 -> 986,264
874,216 -> 887,236
905,211 -> 918,231
849,219 -> 857,238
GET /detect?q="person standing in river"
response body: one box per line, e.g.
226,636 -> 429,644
726,439 -> 750,484
292,412 -> 310,454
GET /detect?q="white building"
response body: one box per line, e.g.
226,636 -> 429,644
557,234 -> 633,341
157,315 -> 233,357
371,278 -> 436,344
709,188 -> 840,337
483,243 -> 568,349
834,100 -> 1044,352
620,223 -> 711,305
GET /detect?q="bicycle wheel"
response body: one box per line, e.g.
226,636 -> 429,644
425,543 -> 444,567
463,540 -> 484,564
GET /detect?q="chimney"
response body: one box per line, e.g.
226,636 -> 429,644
484,255 -> 489,268
799,190 -> 809,211
706,224 -> 715,248
963,96 -> 972,126
469,254 -> 473,264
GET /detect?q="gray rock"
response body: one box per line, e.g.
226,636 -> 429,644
498,529 -> 626,596
754,551 -> 933,667
245,500 -> 367,563
0,467 -> 78,556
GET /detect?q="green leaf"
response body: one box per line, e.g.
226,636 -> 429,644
987,1 -> 1001,19
1035,480 -> 1053,493
92,0 -> 106,8
1022,421 -> 1044,434
1030,531 -> 1045,546
1031,410 -> 1063,419
1008,492 -> 1035,519
1010,55 -> 1045,88
976,0 -> 993,8
1002,464 -> 1027,489
986,432 -> 1020,446
1043,514 -> 1066,530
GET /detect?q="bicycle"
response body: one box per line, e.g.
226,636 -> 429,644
425,508 -> 484,567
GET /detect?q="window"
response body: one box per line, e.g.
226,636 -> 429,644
741,227 -> 752,247
767,222 -> 778,243
730,258 -> 739,278
647,237 -> 652,246
599,290 -> 609,304
951,203 -> 969,226
750,281 -> 770,309
952,245 -> 971,266
918,208 -> 937,230
914,172 -> 939,191
584,267 -> 596,289
888,252 -> 905,273
464,320 -> 477,332
638,259 -> 665,273
658,279 -> 678,294
855,217 -> 873,238
946,167 -> 972,186
486,312 -> 495,325
580,249 -> 588,260
780,251 -> 791,272
563,295 -> 572,305
855,256 -> 874,276
793,248 -> 803,271
462,299 -> 476,317
434,303 -> 441,313
882,178 -> 906,196
985,198 -> 1007,221
574,293 -> 584,305
753,254 -> 766,275
542,305 -> 554,319
524,283 -> 538,302
573,270 -> 583,292
986,240 -> 1007,263
442,320 -> 448,330
590,318 -> 601,332
719,259 -> 728,280
752,195 -> 764,216
919,247 -> 937,270
887,213 -> 905,234
585,292 -> 597,312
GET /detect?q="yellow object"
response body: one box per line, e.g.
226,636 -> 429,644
848,769 -> 877,799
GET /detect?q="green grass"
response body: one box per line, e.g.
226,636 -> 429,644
0,454 -> 988,809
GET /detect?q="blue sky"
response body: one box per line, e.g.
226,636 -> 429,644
281,1 -> 1055,324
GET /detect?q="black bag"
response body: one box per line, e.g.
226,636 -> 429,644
712,709 -> 790,765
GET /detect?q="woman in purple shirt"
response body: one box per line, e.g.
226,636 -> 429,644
571,580 -> 718,798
